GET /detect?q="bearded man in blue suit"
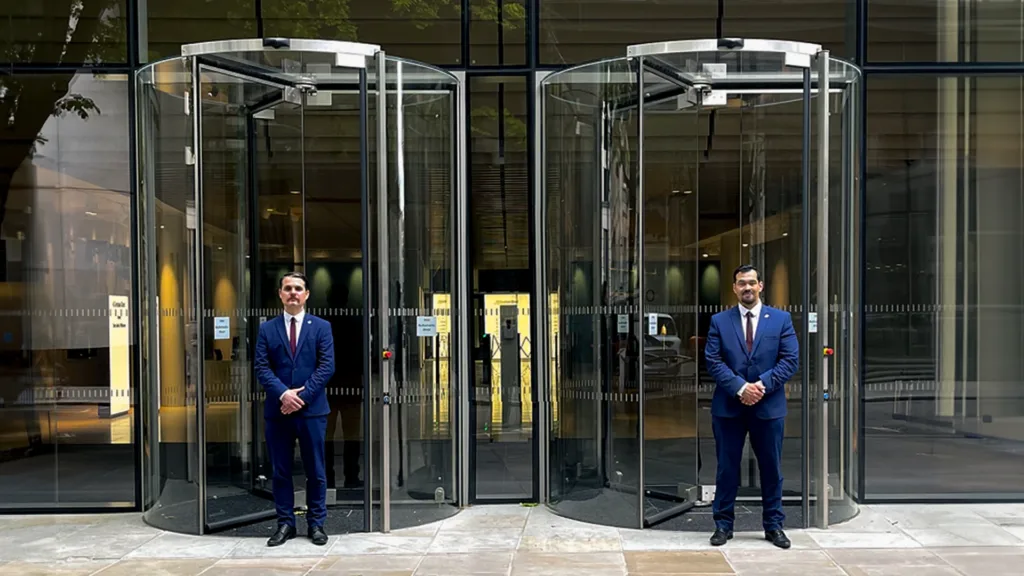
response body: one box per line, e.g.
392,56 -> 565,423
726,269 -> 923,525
255,272 -> 335,547
704,264 -> 799,549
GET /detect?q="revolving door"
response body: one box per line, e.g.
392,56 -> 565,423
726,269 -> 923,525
541,39 -> 861,530
136,39 -> 467,535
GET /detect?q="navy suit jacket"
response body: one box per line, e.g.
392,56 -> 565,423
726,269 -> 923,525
704,305 -> 799,420
255,312 -> 335,420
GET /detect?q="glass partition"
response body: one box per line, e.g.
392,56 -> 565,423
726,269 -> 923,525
543,57 -> 643,528
137,57 -> 200,533
380,57 -> 461,530
541,39 -> 861,530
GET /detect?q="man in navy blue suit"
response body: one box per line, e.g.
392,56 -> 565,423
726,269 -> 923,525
704,264 -> 799,549
255,272 -> 336,547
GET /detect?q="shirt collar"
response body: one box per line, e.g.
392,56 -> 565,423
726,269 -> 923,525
284,309 -> 306,323
738,301 -> 762,318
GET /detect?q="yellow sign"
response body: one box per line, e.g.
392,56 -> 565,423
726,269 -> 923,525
107,295 -> 130,418
432,293 -> 451,334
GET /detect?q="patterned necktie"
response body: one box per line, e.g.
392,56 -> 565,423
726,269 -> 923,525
290,317 -> 298,356
745,311 -> 754,352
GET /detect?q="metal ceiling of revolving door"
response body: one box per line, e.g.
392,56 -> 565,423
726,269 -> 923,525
536,38 -> 862,531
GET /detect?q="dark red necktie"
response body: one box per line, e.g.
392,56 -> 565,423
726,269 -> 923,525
745,311 -> 754,352
289,317 -> 297,356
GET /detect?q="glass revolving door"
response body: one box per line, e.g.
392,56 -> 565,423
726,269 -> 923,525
136,39 -> 465,535
541,39 -> 861,531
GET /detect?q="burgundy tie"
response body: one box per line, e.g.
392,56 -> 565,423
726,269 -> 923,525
289,317 -> 297,356
745,311 -> 754,352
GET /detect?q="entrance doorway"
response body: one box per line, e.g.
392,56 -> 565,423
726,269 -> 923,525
136,39 -> 466,535
540,39 -> 861,530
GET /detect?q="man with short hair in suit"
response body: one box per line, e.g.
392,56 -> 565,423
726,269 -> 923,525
255,272 -> 336,547
704,264 -> 799,549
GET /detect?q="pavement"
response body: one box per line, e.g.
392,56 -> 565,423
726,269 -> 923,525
1,503 -> 1023,575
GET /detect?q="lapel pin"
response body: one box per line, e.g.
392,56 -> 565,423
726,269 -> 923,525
765,314 -> 770,318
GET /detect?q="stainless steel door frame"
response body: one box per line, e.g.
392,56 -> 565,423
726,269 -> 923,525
373,50 -> 392,533
533,70 -> 553,504
813,49 -> 831,530
452,70 -> 471,510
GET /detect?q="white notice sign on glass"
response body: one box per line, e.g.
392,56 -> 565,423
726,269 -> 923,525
648,314 -> 658,335
214,316 -> 231,340
416,316 -> 438,337
808,312 -> 818,333
617,314 -> 629,334
106,295 -> 130,418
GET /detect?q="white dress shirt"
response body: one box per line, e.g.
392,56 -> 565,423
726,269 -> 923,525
280,309 -> 306,401
284,309 -> 306,342
736,301 -> 762,398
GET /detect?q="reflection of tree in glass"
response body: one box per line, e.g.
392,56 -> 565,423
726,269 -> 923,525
0,0 -> 527,241
0,0 -> 122,253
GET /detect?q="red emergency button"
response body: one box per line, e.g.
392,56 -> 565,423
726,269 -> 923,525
382,350 -> 393,360
823,347 -> 835,357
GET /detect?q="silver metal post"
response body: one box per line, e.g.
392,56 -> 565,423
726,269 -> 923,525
815,49 -> 830,530
533,71 -> 551,503
636,56 -> 646,530
375,50 -> 391,533
452,71 -> 470,508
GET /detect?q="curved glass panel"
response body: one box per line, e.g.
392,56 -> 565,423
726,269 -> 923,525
138,56 -> 202,534
381,58 -> 460,529
544,57 -> 643,528
639,62 -> 701,530
541,46 -> 862,531
824,63 -> 861,525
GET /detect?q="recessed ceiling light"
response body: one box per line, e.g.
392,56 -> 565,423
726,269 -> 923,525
702,253 -> 709,258
290,190 -> 300,195
85,211 -> 97,216
783,232 -> 789,237
742,243 -> 749,247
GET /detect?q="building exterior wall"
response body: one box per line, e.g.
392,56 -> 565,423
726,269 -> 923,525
1,0 -> 1023,511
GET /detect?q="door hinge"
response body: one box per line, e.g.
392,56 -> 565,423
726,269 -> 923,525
185,145 -> 195,165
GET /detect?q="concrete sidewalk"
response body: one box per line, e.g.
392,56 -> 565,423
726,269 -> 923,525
1,503 -> 1022,574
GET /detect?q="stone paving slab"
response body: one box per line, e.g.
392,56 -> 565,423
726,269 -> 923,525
0,504 -> 1022,575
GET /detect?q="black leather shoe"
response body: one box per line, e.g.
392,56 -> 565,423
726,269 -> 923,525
710,529 -> 733,546
267,524 -> 296,547
309,525 -> 329,546
765,529 -> 791,549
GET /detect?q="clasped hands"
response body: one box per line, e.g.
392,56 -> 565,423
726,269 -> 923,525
739,381 -> 766,406
281,387 -> 306,415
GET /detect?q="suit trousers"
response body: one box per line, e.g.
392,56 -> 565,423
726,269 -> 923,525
711,412 -> 786,532
265,415 -> 329,528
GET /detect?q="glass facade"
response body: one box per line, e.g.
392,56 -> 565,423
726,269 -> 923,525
2,0 -> 1024,519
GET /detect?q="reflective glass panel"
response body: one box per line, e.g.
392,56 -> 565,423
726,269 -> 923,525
544,58 -> 642,527
0,71 -> 135,508
864,76 -> 1024,498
